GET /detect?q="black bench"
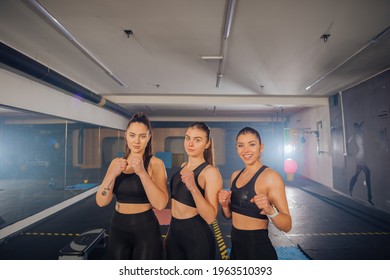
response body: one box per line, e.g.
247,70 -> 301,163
58,228 -> 106,260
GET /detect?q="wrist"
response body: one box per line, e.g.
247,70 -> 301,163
137,170 -> 149,179
266,205 -> 279,219
187,183 -> 198,193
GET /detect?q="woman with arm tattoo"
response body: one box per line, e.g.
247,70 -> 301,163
96,112 -> 168,260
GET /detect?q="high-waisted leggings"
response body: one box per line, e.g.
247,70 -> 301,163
166,214 -> 215,260
107,209 -> 163,260
230,226 -> 277,260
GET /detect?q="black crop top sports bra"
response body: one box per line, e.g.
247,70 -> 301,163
230,165 -> 269,220
113,155 -> 152,204
170,162 -> 209,208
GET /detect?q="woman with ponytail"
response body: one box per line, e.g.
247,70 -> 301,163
218,127 -> 291,259
166,122 -> 223,259
96,112 -> 168,260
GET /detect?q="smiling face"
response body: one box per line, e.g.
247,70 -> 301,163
184,127 -> 210,159
126,122 -> 151,156
236,132 -> 264,165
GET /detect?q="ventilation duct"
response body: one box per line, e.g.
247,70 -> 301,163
0,42 -> 132,118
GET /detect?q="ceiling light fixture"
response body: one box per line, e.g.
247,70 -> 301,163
124,29 -> 133,38
320,33 -> 331,42
26,0 -> 129,87
201,56 -> 223,60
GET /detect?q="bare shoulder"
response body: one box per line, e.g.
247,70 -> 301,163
202,165 -> 222,181
148,156 -> 167,181
203,164 -> 220,174
202,165 -> 222,191
262,167 -> 285,188
148,156 -> 165,174
150,156 -> 165,169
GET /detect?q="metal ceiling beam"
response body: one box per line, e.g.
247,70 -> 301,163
104,94 -> 328,107
202,0 -> 237,88
216,0 -> 237,88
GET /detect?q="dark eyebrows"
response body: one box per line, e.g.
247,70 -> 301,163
128,131 -> 148,136
236,140 -> 257,145
185,135 -> 204,140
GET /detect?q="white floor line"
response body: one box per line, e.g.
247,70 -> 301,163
0,185 -> 100,241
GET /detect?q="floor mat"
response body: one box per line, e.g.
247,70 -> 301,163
154,209 -> 171,225
225,245 -> 310,260
64,183 -> 97,190
276,246 -> 310,260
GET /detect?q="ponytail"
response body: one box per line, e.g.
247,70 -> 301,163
188,122 -> 215,166
124,112 -> 153,162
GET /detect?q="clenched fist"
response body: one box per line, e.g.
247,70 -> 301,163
218,190 -> 232,208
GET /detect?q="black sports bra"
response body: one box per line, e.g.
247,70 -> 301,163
230,165 -> 269,220
113,155 -> 152,204
170,162 -> 209,208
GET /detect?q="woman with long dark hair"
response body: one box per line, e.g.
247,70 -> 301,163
166,122 -> 223,259
96,112 -> 168,259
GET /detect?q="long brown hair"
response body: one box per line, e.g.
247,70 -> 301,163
124,112 -> 153,162
188,122 -> 215,166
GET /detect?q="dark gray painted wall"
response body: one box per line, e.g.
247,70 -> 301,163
331,69 -> 390,213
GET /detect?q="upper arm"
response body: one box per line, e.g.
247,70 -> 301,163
150,157 -> 168,193
263,170 -> 290,215
204,166 -> 223,207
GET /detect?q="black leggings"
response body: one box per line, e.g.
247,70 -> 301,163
107,209 -> 163,260
349,163 -> 372,200
230,226 -> 277,260
166,215 -> 215,260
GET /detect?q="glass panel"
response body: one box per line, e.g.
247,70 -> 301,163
0,106 -> 124,229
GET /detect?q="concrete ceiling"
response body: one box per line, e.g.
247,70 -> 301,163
1,0 -> 390,121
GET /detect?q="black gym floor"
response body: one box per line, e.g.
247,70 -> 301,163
0,176 -> 389,260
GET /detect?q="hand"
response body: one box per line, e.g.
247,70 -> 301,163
111,158 -> 128,177
129,156 -> 146,175
218,190 -> 231,208
250,193 -> 274,215
181,171 -> 196,191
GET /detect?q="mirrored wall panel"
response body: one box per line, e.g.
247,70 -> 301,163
0,106 -> 124,229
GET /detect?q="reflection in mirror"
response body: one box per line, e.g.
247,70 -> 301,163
0,105 -> 124,229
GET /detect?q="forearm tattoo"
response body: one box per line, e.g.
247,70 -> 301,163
101,179 -> 114,196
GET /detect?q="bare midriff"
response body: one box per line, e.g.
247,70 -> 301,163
115,202 -> 152,214
171,199 -> 198,219
232,212 -> 269,230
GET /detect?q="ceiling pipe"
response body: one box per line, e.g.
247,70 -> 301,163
25,0 -> 128,88
216,0 -> 236,88
0,42 -> 132,118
